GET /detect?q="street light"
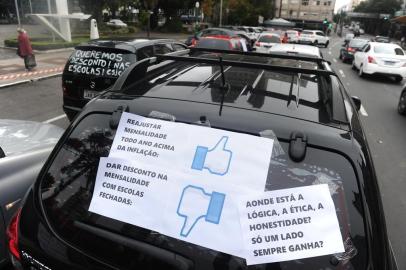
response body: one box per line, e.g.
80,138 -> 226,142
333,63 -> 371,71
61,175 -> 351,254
195,2 -> 200,25
14,0 -> 21,27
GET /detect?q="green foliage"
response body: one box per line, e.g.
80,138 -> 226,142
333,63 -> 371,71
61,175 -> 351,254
353,0 -> 401,15
158,17 -> 183,32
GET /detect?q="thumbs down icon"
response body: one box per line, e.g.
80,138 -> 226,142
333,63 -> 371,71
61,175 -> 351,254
176,185 -> 226,237
191,136 -> 233,176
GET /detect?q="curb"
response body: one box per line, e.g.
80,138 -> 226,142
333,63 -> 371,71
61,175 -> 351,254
0,72 -> 62,89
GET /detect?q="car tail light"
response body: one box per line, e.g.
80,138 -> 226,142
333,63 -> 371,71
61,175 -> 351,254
7,208 -> 21,261
62,84 -> 67,96
348,47 -> 355,53
368,56 -> 376,64
255,41 -> 260,46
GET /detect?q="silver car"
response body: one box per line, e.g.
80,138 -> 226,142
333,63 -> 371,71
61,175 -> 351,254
0,120 -> 63,266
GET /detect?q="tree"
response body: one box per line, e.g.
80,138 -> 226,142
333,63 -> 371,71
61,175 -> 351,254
353,0 -> 401,15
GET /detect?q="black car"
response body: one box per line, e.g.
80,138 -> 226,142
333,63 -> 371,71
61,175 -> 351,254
62,39 -> 187,121
339,38 -> 369,63
8,49 -> 398,270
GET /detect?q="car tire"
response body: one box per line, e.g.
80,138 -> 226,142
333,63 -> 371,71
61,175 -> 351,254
358,65 -> 365,77
398,91 -> 406,115
352,60 -> 357,70
313,40 -> 318,46
324,41 -> 329,48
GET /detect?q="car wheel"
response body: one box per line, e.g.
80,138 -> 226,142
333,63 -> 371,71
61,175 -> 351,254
313,40 -> 318,46
358,65 -> 365,77
398,91 -> 406,115
324,41 -> 329,48
351,60 -> 357,70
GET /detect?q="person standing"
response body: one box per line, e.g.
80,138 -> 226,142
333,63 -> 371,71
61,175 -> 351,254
17,28 -> 36,71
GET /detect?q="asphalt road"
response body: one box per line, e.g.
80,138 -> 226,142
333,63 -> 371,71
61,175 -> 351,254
0,35 -> 405,269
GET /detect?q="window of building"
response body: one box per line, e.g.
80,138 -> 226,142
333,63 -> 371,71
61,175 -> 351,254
327,1 -> 331,5
302,0 -> 309,5
324,1 -> 327,5
292,11 -> 297,16
316,0 -> 320,5
290,0 -> 298,4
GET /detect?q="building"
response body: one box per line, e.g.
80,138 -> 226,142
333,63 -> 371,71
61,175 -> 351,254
275,0 -> 336,24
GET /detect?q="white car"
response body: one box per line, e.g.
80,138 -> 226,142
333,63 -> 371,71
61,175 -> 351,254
298,30 -> 329,47
286,30 -> 300,43
352,42 -> 406,83
106,19 -> 128,28
269,43 -> 323,59
254,33 -> 281,53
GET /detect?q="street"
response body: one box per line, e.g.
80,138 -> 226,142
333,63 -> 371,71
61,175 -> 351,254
0,34 -> 405,269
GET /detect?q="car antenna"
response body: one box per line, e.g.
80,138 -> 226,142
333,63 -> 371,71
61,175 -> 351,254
218,56 -> 230,116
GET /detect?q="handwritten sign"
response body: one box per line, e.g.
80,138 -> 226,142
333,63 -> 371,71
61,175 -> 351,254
238,184 -> 344,265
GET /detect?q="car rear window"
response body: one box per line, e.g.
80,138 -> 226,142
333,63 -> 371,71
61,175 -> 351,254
258,35 -> 280,43
374,45 -> 404,55
39,112 -> 366,270
66,47 -> 136,78
196,38 -> 231,50
349,39 -> 368,48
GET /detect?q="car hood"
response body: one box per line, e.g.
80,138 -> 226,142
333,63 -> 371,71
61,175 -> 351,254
0,119 -> 64,157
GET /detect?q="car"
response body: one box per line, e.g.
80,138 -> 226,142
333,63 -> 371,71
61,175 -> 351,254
106,19 -> 127,28
62,39 -> 188,121
352,42 -> 406,82
343,33 -> 355,46
285,30 -> 300,43
298,30 -> 329,47
7,47 -> 398,270
0,119 -> 63,267
372,35 -> 390,43
398,87 -> 406,115
339,38 -> 369,63
185,28 -> 239,46
254,33 -> 281,53
195,36 -> 244,51
269,43 -> 323,58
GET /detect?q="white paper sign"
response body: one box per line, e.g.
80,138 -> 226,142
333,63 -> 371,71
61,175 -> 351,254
108,112 -> 274,191
238,184 -> 344,265
89,157 -> 246,257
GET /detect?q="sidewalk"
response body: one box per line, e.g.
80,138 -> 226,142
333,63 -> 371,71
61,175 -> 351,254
0,49 -> 72,88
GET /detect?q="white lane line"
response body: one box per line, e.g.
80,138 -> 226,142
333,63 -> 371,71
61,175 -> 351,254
43,114 -> 66,124
360,105 -> 368,116
333,58 -> 337,63
328,51 -> 332,55
339,69 -> 346,78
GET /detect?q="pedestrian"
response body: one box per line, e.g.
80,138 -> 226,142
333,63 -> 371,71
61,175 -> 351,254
282,32 -> 288,43
17,28 -> 36,71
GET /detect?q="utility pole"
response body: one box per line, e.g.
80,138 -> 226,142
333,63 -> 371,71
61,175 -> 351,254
14,0 -> 21,27
219,0 -> 223,26
47,0 -> 55,42
28,0 -> 33,14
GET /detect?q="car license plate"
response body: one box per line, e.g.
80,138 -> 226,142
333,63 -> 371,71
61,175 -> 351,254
83,90 -> 99,99
384,61 -> 395,66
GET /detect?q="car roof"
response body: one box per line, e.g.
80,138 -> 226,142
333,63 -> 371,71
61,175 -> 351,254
369,42 -> 399,48
269,44 -> 321,57
109,51 -> 348,132
76,39 -> 179,52
259,32 -> 280,37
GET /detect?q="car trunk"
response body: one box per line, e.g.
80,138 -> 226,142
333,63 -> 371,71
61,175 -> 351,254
36,112 -> 367,270
374,54 -> 406,68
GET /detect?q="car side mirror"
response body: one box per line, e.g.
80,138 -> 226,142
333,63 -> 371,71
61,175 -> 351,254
0,146 -> 5,158
352,96 -> 361,111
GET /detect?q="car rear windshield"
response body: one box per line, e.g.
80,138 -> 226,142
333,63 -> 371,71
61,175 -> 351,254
374,45 -> 404,55
258,35 -> 280,43
39,113 -> 366,270
65,47 -> 136,78
196,39 -> 231,50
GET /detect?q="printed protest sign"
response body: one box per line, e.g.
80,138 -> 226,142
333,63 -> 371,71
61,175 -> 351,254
108,112 -> 274,191
89,157 -> 245,257
238,184 -> 344,265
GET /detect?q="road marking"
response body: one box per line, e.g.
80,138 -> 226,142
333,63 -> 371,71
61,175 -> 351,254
360,105 -> 368,116
333,58 -> 337,63
43,114 -> 66,124
339,69 -> 346,78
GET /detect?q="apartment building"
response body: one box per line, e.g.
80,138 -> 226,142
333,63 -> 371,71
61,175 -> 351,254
275,0 -> 336,22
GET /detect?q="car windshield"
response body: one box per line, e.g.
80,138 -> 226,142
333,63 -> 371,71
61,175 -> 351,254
349,39 -> 368,48
374,45 -> 404,55
65,47 -> 136,78
258,35 -> 280,43
286,31 -> 297,36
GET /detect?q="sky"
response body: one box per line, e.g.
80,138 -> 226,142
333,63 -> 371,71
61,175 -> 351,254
334,0 -> 351,13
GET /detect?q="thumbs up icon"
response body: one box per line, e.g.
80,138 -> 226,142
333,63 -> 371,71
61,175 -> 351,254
191,136 -> 232,176
177,185 -> 226,237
